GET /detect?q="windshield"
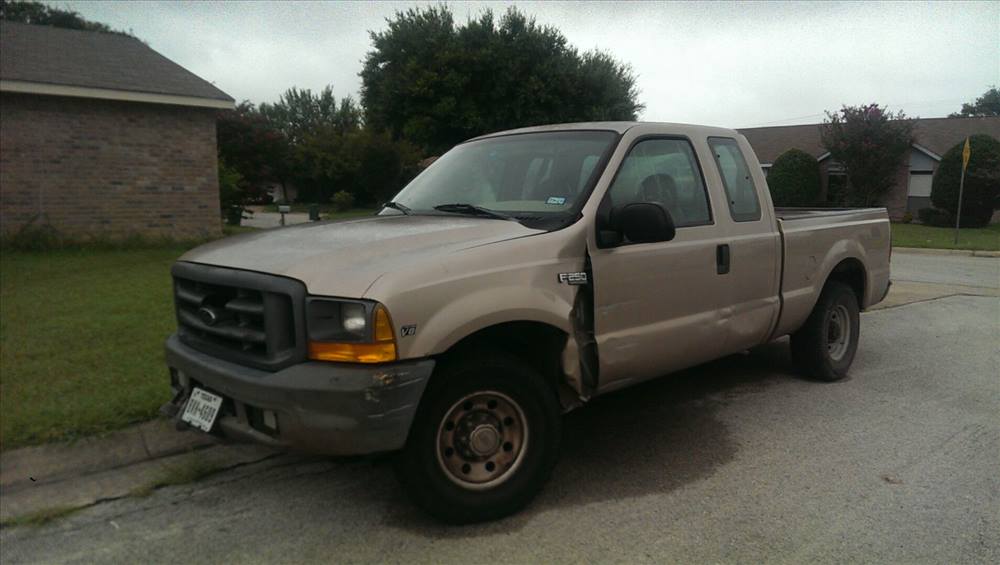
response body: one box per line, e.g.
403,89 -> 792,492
390,131 -> 618,226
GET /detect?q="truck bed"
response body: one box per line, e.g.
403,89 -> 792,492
774,207 -> 887,221
769,206 -> 892,339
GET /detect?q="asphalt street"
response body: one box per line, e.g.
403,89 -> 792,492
2,255 -> 998,564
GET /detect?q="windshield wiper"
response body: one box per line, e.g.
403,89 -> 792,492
433,203 -> 514,221
381,201 -> 412,215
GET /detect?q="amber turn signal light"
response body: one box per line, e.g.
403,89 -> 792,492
308,305 -> 397,363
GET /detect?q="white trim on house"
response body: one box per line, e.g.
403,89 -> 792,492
910,143 -> 942,161
815,144 -> 942,164
0,80 -> 235,109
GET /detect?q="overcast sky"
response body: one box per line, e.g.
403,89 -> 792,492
64,0 -> 999,129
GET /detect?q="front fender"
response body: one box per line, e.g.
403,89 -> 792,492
404,284 -> 574,358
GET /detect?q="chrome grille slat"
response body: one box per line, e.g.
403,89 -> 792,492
225,296 -> 265,315
177,309 -> 267,343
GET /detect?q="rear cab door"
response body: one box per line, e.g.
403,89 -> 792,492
703,135 -> 782,351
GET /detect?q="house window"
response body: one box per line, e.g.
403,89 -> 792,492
907,170 -> 933,197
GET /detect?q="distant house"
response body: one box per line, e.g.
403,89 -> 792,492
740,117 -> 1000,219
0,22 -> 235,238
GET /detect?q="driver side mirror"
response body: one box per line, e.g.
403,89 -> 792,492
613,202 -> 676,244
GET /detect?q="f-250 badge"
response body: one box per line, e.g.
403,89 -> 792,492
557,272 -> 588,285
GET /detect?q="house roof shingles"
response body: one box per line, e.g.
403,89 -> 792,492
0,21 -> 233,103
739,116 -> 1000,164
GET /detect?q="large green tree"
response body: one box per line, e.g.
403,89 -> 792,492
820,104 -> 914,206
930,134 -> 1000,227
293,127 -> 421,206
0,0 -> 131,36
258,86 -> 363,144
949,87 -> 1000,118
361,6 -> 643,153
766,149 -> 821,207
216,101 -> 291,201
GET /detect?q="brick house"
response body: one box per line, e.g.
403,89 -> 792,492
0,22 -> 234,238
740,116 -> 1000,220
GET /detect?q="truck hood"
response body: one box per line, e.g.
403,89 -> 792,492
180,215 -> 544,297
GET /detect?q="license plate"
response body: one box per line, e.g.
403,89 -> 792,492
180,388 -> 223,432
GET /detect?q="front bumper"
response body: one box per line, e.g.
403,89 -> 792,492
163,334 -> 435,455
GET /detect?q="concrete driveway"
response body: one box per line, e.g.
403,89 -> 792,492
240,211 -> 311,229
2,254 -> 997,564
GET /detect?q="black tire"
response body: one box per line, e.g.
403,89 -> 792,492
395,350 -> 561,524
790,281 -> 860,381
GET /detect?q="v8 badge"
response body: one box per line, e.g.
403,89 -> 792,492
401,325 -> 417,337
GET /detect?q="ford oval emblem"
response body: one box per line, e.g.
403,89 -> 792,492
198,306 -> 219,326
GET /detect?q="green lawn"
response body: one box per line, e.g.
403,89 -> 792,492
0,224 -> 255,450
892,222 -> 1000,251
0,247 -> 188,450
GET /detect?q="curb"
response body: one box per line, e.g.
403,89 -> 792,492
0,418 -> 215,491
894,247 -> 1000,258
0,443 -> 280,524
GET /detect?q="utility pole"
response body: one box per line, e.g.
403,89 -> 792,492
954,137 -> 971,245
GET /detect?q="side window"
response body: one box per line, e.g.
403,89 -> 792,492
708,137 -> 761,222
606,138 -> 712,228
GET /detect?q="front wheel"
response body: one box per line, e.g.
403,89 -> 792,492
790,281 -> 860,381
395,351 -> 561,523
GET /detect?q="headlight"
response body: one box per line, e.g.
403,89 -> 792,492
306,298 -> 397,363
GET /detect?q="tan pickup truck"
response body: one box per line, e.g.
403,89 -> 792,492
163,122 -> 891,522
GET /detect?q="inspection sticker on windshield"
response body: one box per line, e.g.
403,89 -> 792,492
181,388 -> 223,432
546,196 -> 566,205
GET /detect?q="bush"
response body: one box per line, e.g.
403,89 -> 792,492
218,158 -> 250,226
766,148 -> 821,206
916,207 -> 984,228
330,190 -> 355,212
930,134 -> 1000,228
918,207 -> 952,227
0,222 -> 223,252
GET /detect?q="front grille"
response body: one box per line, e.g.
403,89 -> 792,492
172,262 -> 307,370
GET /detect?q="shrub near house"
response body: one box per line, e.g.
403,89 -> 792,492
766,148 -> 821,206
930,134 -> 1000,228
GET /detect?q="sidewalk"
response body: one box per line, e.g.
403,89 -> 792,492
894,246 -> 1000,258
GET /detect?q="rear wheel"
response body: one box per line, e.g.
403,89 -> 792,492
790,281 -> 860,381
395,351 -> 561,523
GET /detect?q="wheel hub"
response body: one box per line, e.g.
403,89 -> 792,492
468,424 -> 501,456
435,391 -> 528,490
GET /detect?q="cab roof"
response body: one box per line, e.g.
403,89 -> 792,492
468,121 -> 742,142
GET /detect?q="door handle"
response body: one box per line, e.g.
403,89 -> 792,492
716,244 -> 731,275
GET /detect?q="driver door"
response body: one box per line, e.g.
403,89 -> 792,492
588,137 -> 730,392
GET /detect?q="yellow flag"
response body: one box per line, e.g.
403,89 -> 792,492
962,137 -> 971,170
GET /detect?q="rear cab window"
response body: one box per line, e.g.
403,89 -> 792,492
708,137 -> 761,222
